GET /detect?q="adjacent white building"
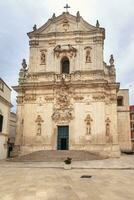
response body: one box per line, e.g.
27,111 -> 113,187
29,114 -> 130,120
0,78 -> 11,159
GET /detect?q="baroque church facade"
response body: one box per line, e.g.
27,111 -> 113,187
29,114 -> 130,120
13,10 -> 132,157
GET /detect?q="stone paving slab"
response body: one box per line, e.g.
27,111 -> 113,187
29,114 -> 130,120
0,167 -> 134,200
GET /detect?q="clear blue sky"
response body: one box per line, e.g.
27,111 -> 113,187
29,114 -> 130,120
0,0 -> 134,110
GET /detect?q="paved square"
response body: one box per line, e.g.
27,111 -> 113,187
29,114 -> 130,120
0,166 -> 134,200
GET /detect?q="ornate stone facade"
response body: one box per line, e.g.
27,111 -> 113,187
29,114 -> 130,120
13,11 -> 132,157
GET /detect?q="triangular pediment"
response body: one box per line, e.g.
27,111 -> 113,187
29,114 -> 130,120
28,12 -> 99,37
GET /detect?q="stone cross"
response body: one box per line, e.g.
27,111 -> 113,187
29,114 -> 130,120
64,4 -> 70,12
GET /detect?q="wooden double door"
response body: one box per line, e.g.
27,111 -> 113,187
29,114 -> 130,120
57,126 -> 69,150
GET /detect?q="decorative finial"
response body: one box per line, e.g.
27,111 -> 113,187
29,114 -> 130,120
64,3 -> 70,12
33,24 -> 37,31
109,54 -> 114,66
22,59 -> 27,69
96,20 -> 100,28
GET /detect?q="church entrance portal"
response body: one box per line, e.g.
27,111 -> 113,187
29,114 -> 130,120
57,126 -> 69,150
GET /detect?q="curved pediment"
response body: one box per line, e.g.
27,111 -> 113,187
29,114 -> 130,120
28,12 -> 103,38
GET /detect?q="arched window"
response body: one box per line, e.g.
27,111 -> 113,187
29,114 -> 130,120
61,57 -> 70,74
0,114 -> 3,132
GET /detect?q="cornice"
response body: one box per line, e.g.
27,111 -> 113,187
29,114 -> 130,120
13,81 -> 119,93
0,95 -> 12,107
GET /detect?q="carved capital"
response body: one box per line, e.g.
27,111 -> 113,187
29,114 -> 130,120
16,96 -> 24,104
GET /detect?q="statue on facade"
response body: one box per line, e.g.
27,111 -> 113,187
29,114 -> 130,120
96,20 -> 100,28
19,59 -> 28,83
86,50 -> 91,63
40,51 -> 46,64
76,11 -> 80,22
52,13 -> 56,19
22,59 -> 27,69
109,54 -> 114,66
35,115 -> 44,136
105,118 -> 112,143
85,114 -> 92,135
33,24 -> 37,31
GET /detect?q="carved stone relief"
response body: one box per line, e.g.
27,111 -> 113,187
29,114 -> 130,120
52,81 -> 74,123
52,108 -> 73,123
84,95 -> 92,105
24,94 -> 36,102
93,94 -> 105,101
45,96 -> 54,102
62,18 -> 69,31
54,44 -> 77,58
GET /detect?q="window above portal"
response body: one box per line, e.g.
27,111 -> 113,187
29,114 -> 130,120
61,57 -> 70,74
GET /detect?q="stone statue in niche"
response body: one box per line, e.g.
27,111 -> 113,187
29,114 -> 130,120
86,50 -> 91,63
85,47 -> 92,63
85,114 -> 93,135
35,115 -> 44,136
40,51 -> 46,65
37,123 -> 41,136
105,117 -> 112,143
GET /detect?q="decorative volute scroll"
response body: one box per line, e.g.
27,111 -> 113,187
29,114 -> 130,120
35,115 -> 44,136
84,46 -> 92,63
54,44 -> 77,58
105,117 -> 112,143
40,50 -> 47,65
85,114 -> 93,135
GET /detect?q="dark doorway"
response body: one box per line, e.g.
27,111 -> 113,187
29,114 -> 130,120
61,57 -> 70,74
0,114 -> 3,132
57,126 -> 69,150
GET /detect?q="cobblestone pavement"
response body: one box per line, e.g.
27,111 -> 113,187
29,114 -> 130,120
0,155 -> 134,200
0,167 -> 134,200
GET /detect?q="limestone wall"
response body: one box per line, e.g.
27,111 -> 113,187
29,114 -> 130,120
117,89 -> 132,151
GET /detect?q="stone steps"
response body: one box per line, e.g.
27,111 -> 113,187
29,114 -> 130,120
9,150 -> 105,162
